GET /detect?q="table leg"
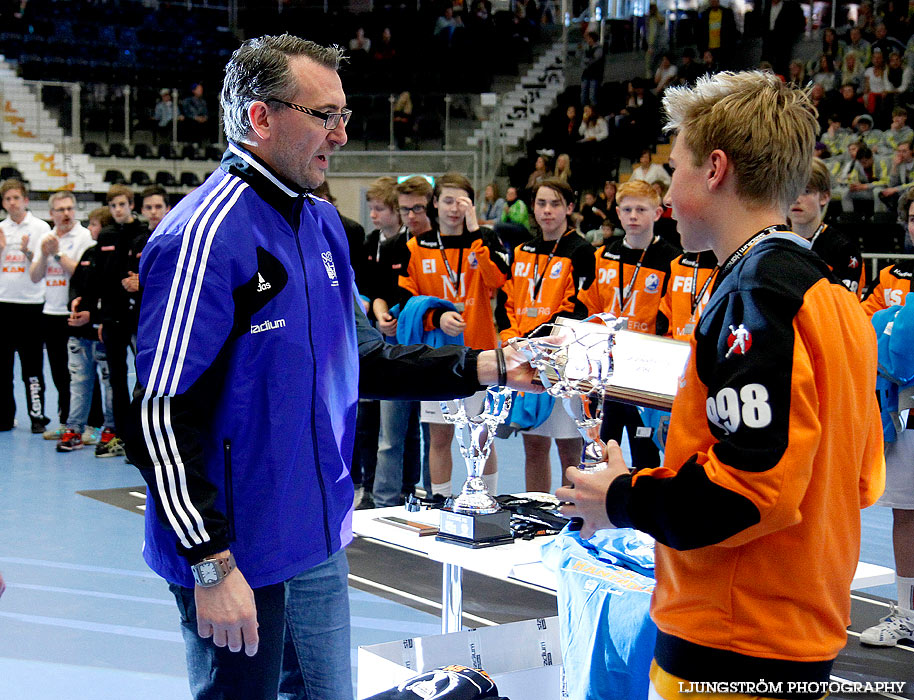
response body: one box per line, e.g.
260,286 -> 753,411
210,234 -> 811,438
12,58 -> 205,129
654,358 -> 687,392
442,562 -> 463,633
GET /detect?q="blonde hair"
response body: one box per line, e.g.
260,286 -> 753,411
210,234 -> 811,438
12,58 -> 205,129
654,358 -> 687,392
807,158 -> 831,194
662,71 -> 818,210
366,176 -> 399,211
616,179 -> 661,207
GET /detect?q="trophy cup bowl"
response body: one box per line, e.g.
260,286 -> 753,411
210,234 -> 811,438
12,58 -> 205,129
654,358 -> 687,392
436,386 -> 514,548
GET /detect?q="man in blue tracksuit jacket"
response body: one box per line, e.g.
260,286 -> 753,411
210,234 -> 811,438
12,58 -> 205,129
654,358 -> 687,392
126,35 -> 534,700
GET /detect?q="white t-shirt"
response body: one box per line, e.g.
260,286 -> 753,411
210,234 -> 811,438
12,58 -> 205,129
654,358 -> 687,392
0,211 -> 51,304
630,162 -> 672,186
41,223 -> 95,315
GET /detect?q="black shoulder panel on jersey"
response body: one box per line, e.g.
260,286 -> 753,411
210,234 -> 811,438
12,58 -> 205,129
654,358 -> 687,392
696,239 -> 829,473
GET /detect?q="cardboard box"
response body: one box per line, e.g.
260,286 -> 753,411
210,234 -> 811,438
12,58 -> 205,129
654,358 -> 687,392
357,616 -> 563,699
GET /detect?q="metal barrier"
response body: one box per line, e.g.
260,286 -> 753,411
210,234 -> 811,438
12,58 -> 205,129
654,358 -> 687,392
863,252 -> 914,281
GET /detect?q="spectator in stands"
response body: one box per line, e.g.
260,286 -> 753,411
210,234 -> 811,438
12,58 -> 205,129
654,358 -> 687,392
886,51 -> 912,99
28,191 -> 95,440
819,26 -> 846,66
864,48 -> 891,123
153,89 -> 174,144
56,207 -> 114,452
498,179 -> 593,492
525,154 -> 551,194
696,0 -> 738,69
653,53 -> 678,94
180,82 -> 209,146
580,30 -> 605,107
677,47 -> 704,86
762,0 -> 806,77
397,173 -> 509,502
814,141 -> 831,159
360,177 -> 418,510
596,180 -> 622,231
835,81 -> 866,127
630,148 -> 671,187
619,78 -> 661,160
140,186 -> 171,232
577,190 -> 604,234
856,0 -> 877,37
90,184 -> 150,457
857,188 -> 914,649
808,83 -> 832,132
393,91 -> 415,150
811,55 -> 838,93
842,143 -> 889,214
553,152 -> 574,189
434,4 -> 464,48
495,185 -> 531,255
644,3 -> 668,78
555,104 -> 581,154
349,27 -> 371,55
700,48 -> 718,77
848,27 -> 873,68
0,178 -> 51,433
822,113 -> 851,156
872,22 -> 904,59
478,182 -> 505,226
786,59 -> 807,88
885,107 -> 914,151
878,140 -> 914,214
852,113 -> 886,155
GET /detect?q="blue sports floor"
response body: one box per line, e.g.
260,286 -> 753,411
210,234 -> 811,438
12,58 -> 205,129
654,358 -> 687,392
0,357 -> 898,699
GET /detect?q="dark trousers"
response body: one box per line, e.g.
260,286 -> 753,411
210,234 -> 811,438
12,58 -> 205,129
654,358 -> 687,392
600,399 -> 661,470
0,301 -> 45,429
170,581 -> 286,700
353,399 -> 379,491
101,322 -> 135,440
42,314 -> 71,425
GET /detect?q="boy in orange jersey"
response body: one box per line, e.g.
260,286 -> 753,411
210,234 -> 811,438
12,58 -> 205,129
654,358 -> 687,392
657,249 -> 717,341
579,179 -> 681,469
559,71 -> 884,698
398,172 -> 510,499
499,178 -> 595,491
857,189 -> 914,647
788,158 -> 866,297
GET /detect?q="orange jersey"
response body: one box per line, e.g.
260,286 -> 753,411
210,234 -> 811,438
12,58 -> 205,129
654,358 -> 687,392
398,227 -> 509,350
861,259 -> 914,316
658,251 -> 718,341
498,229 -> 595,341
606,233 -> 884,679
579,235 -> 681,334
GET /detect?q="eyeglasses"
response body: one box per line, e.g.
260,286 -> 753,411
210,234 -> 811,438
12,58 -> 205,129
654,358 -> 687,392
268,98 -> 352,130
399,204 -> 427,215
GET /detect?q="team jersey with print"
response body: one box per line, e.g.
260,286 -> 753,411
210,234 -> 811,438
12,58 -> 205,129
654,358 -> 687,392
398,227 -> 509,350
861,258 -> 914,316
498,229 -> 595,341
605,232 -> 884,681
579,236 -> 681,334
658,250 -> 718,341
809,223 -> 866,298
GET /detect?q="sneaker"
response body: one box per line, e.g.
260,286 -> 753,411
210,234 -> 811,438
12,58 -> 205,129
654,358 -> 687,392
860,605 -> 914,647
82,426 -> 102,445
97,428 -> 116,445
30,415 -> 51,434
96,435 -> 126,458
355,492 -> 375,510
56,431 -> 84,452
43,426 -> 65,440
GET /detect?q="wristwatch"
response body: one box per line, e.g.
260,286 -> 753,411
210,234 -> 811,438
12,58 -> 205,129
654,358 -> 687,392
53,254 -> 61,262
191,552 -> 236,587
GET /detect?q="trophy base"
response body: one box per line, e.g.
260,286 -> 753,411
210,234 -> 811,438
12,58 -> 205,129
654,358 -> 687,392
435,507 -> 514,548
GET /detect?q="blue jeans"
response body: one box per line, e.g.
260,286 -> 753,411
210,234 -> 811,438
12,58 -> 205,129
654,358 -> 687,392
279,549 -> 353,700
66,337 -> 113,432
171,580 -> 287,700
373,400 -> 420,507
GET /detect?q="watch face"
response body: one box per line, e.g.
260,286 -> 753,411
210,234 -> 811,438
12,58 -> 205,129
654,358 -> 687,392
198,561 -> 219,585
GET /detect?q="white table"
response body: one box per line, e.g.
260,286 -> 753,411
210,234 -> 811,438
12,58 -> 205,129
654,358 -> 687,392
351,506 -> 895,633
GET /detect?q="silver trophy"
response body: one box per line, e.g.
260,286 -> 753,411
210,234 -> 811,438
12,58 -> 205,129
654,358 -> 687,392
510,314 -> 627,473
437,386 -> 514,547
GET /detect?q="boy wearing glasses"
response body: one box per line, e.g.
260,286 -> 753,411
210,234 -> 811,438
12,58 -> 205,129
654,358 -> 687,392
397,172 -> 510,500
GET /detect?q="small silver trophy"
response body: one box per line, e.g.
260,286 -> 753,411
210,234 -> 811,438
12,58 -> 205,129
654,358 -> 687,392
511,314 -> 626,473
437,386 -> 514,547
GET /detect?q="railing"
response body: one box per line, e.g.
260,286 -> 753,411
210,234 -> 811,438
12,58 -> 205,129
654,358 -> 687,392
863,252 -> 914,281
330,150 -> 480,196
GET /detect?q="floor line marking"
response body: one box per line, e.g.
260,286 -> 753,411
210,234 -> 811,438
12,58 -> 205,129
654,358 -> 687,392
347,574 -> 497,626
852,593 -> 892,609
0,611 -> 183,642
0,557 -> 159,578
8,583 -> 173,606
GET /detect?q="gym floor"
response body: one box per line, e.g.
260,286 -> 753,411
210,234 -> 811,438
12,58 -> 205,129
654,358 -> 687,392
0,360 -> 910,699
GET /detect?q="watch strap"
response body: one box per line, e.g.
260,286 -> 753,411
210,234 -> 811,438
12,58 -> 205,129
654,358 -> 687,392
191,551 -> 236,587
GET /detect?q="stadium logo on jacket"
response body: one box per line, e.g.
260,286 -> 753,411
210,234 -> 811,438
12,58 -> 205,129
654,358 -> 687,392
321,251 -> 339,287
251,318 -> 286,334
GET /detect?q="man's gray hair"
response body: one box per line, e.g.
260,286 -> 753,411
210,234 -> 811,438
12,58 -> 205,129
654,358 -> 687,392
48,190 -> 76,208
221,34 -> 345,143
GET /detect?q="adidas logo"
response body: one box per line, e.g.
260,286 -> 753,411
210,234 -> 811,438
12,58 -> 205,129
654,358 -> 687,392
256,273 -> 271,292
